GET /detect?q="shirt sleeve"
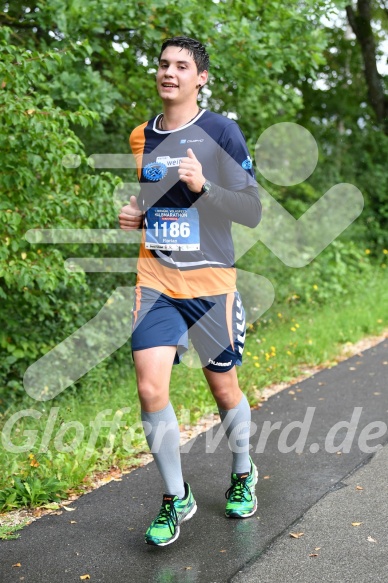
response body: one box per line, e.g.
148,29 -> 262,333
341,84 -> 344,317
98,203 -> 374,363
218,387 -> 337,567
204,183 -> 262,228
203,121 -> 261,227
217,122 -> 258,191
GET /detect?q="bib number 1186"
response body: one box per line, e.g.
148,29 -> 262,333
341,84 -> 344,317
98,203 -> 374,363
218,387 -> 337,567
153,221 -> 190,239
145,207 -> 200,251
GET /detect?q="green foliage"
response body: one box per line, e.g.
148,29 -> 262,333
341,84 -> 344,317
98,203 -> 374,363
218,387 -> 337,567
0,28 -> 126,404
1,0 -> 331,152
308,127 -> 388,248
283,239 -> 372,303
0,519 -> 30,540
0,474 -> 66,512
294,4 -> 388,244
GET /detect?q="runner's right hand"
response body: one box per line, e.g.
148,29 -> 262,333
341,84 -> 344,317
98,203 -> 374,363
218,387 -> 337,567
118,196 -> 144,230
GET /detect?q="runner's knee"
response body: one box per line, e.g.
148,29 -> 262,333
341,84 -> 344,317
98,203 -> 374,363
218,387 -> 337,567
137,380 -> 169,411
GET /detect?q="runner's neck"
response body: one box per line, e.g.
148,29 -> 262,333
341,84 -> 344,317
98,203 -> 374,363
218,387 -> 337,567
159,106 -> 202,131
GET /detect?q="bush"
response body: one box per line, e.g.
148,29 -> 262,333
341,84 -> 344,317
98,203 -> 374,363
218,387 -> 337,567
0,29 -> 128,407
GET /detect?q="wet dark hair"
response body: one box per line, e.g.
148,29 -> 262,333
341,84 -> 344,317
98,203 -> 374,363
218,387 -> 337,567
158,36 -> 210,73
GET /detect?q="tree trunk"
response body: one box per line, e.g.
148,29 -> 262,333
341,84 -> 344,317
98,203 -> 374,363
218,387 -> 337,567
346,0 -> 388,133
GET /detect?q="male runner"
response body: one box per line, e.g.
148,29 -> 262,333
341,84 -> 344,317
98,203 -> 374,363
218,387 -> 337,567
119,36 -> 261,547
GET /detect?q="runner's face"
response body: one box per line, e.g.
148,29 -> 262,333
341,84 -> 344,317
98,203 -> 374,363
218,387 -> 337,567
156,46 -> 207,105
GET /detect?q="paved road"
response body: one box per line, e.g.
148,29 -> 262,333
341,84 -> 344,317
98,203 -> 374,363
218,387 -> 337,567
233,441 -> 388,583
1,339 -> 387,583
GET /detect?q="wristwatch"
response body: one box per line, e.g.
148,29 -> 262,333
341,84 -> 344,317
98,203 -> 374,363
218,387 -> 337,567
200,180 -> 211,196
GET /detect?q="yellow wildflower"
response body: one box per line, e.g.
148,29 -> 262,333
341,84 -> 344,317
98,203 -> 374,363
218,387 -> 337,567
254,362 -> 260,368
365,249 -> 371,255
290,327 -> 296,332
313,284 -> 318,290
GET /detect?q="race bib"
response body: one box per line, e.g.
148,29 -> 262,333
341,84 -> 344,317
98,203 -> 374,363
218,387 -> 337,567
145,208 -> 200,251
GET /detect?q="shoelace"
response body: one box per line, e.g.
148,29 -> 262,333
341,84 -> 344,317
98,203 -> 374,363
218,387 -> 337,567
225,476 -> 252,503
153,501 -> 179,536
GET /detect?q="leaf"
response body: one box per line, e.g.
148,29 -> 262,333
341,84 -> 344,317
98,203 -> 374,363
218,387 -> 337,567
62,505 -> 76,511
80,576 -> 90,580
309,553 -> 319,557
289,532 -> 304,538
351,522 -> 362,527
367,536 -> 377,543
356,486 -> 364,491
42,503 -> 60,510
12,563 -> 21,567
263,475 -> 270,480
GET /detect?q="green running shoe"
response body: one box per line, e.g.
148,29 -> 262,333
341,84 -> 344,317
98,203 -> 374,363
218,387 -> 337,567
145,482 -> 197,546
225,457 -> 258,518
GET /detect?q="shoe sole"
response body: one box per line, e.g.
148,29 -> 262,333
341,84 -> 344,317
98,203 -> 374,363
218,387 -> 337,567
225,464 -> 258,519
145,502 -> 197,547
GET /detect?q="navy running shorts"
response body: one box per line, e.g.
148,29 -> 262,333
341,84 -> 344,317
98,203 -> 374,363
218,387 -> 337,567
131,286 -> 246,372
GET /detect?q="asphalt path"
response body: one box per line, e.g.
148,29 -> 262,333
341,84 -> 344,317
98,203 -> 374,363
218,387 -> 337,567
232,440 -> 388,583
1,339 -> 387,583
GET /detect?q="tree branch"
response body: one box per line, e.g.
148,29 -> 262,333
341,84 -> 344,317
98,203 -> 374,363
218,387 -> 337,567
345,5 -> 358,35
0,12 -> 37,29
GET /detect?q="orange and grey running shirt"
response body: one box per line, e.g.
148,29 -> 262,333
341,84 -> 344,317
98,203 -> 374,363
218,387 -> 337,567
130,109 -> 260,299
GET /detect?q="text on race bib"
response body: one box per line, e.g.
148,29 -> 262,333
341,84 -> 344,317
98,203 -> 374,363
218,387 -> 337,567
145,208 -> 200,251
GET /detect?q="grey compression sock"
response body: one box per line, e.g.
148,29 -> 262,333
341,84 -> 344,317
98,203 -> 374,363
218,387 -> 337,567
141,402 -> 185,498
218,393 -> 251,474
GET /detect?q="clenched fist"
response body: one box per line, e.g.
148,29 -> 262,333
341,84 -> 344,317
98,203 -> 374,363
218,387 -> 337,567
118,196 -> 144,230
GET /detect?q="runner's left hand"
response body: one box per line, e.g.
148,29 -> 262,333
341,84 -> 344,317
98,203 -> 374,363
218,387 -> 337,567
178,148 -> 205,193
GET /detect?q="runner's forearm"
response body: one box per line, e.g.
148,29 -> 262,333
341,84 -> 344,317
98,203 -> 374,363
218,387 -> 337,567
204,183 -> 261,228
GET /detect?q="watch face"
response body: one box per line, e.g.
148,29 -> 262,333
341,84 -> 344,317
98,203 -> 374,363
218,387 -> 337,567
203,181 -> 211,193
